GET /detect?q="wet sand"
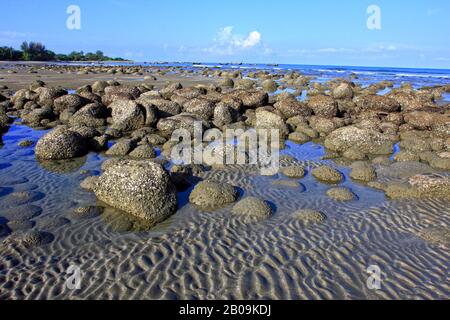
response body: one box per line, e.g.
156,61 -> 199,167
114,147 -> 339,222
0,63 -> 449,300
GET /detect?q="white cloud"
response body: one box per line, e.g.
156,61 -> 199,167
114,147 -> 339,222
210,26 -> 262,55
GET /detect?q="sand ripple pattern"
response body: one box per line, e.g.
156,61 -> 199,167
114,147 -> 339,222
0,124 -> 449,299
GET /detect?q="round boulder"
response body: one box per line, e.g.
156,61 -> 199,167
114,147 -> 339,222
326,187 -> 355,201
312,166 -> 343,184
189,180 -> 238,211
231,197 -> 272,221
35,127 -> 87,160
94,160 -> 177,224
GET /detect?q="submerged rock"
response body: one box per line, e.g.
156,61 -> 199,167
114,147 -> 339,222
109,100 -> 145,131
292,209 -> 327,224
349,162 -> 377,182
312,166 -> 343,184
326,187 -> 355,201
281,166 -> 306,178
94,160 -> 177,224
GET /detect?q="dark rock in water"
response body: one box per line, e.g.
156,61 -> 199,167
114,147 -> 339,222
18,140 -> 34,147
312,166 -> 343,184
21,106 -> 55,127
94,160 -> 177,225
3,230 -> 54,248
231,197 -> 272,221
38,156 -> 87,174
35,126 -> 88,160
0,222 -> 12,237
73,206 -> 104,219
0,204 -> 42,220
37,217 -> 71,229
0,191 -> 45,207
7,219 -> 35,232
189,180 -> 238,211
0,186 -> 13,197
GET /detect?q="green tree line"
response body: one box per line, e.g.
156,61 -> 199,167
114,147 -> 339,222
0,41 -> 126,62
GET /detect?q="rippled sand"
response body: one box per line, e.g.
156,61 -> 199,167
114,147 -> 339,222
0,122 -> 449,300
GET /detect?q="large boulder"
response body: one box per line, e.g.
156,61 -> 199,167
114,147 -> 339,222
213,104 -> 237,128
21,106 -> 54,127
274,98 -> 312,119
35,87 -> 67,107
403,111 -> 449,131
92,80 -> 109,94
102,86 -> 141,106
262,79 -> 278,92
307,95 -> 338,118
332,83 -> 354,100
109,100 -> 145,131
35,126 -> 87,160
387,92 -> 430,111
183,98 -> 215,121
157,112 -> 207,138
355,95 -> 400,113
93,160 -> 177,224
229,90 -> 268,109
69,103 -> 108,127
53,94 -> 88,115
255,110 -> 289,136
143,98 -> 181,118
324,126 -> 394,155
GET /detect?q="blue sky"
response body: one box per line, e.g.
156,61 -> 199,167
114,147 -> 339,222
1,0 -> 450,69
